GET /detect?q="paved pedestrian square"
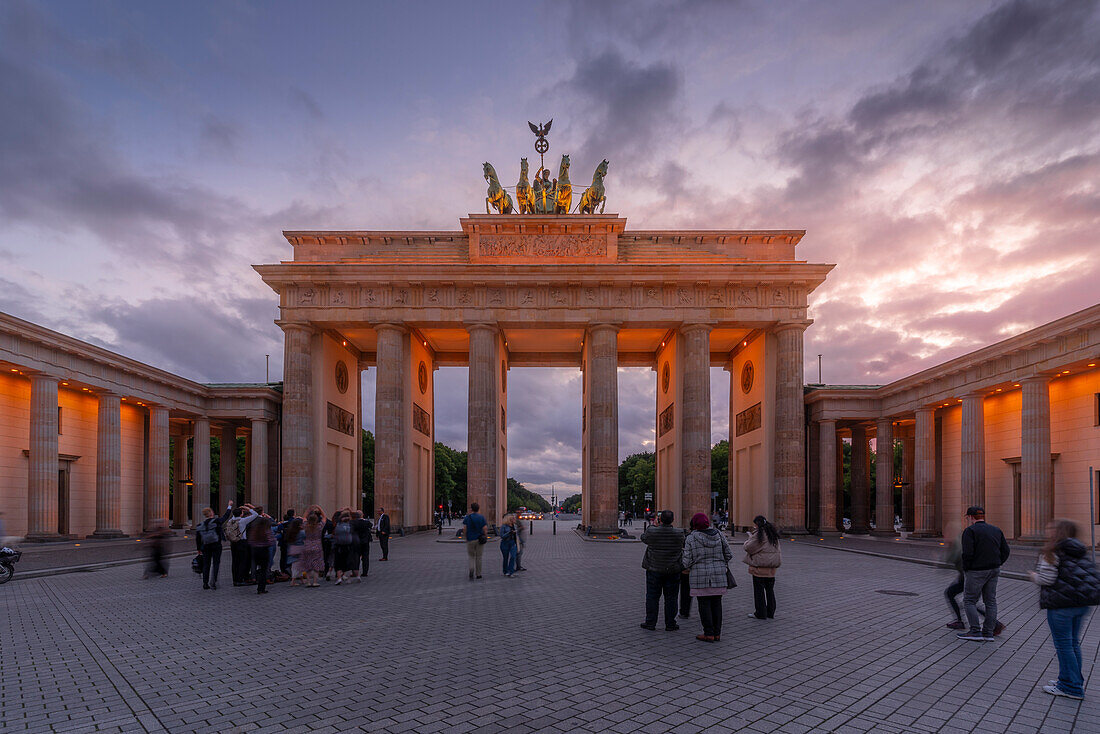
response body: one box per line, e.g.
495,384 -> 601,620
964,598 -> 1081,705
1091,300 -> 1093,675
2,522 -> 1097,733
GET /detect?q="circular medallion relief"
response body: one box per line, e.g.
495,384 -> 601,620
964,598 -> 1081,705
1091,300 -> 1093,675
740,361 -> 755,395
661,362 -> 671,394
335,360 -> 349,394
418,361 -> 428,394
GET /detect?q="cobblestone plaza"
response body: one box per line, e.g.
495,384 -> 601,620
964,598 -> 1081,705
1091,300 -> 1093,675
2,524 -> 1097,733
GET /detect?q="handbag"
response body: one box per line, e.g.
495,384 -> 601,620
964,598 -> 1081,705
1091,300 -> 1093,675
478,536 -> 487,545
725,565 -> 737,589
191,555 -> 203,574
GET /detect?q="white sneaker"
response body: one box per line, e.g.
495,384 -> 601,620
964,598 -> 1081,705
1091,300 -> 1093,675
335,578 -> 342,585
1043,684 -> 1083,700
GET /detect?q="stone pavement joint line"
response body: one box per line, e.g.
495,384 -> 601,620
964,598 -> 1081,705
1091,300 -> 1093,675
1,520 -> 1097,733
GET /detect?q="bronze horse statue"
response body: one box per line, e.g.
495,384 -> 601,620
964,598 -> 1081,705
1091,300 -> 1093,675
516,158 -> 535,214
484,162 -> 514,214
554,154 -> 572,214
576,159 -> 609,214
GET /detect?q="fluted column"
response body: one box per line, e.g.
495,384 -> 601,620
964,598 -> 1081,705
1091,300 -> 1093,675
1020,376 -> 1052,541
587,324 -> 619,533
145,406 -> 170,530
680,324 -> 712,519
901,430 -> 915,532
250,419 -> 269,511
91,393 -> 124,537
219,424 -> 237,508
850,425 -> 870,533
280,323 -> 315,515
467,324 -> 500,524
191,418 -> 211,526
773,322 -> 808,533
873,419 -> 895,535
818,420 -> 837,533
376,324 -> 408,528
27,374 -> 60,539
172,432 -> 190,528
960,392 -> 985,511
913,408 -> 937,536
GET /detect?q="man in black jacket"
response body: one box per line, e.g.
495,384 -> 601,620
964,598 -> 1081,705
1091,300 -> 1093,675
957,506 -> 1011,641
376,507 -> 391,561
640,510 -> 686,631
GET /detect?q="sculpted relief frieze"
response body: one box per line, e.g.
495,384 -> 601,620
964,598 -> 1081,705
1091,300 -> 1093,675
478,234 -> 606,258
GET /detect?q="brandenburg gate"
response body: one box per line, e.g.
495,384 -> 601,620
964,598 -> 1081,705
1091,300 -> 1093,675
256,213 -> 832,534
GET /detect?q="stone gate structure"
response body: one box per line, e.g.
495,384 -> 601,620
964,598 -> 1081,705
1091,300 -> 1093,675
255,214 -> 833,533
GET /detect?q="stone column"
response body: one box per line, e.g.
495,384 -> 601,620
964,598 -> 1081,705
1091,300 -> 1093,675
850,425 -> 870,533
172,432 -> 189,528
913,408 -> 937,536
191,418 -> 211,526
467,324 -> 499,525
250,419 -> 269,511
219,424 -> 237,508
873,419 -> 895,535
91,393 -> 124,538
773,322 -> 808,533
145,406 -> 170,530
900,429 -> 915,532
680,324 -> 712,519
1020,376 -> 1052,541
818,420 -> 837,533
280,323 -> 314,516
376,324 -> 408,527
587,324 -> 619,533
27,374 -> 60,539
960,392 -> 986,511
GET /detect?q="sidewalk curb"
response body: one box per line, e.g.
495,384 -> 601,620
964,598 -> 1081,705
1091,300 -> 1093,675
790,539 -> 1030,582
12,551 -> 198,581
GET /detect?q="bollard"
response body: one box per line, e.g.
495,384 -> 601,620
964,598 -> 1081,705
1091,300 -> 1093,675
438,523 -> 442,535
553,519 -> 556,535
530,520 -> 534,535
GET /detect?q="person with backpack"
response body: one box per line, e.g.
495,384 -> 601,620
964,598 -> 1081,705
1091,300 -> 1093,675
681,512 -> 733,642
743,515 -> 781,619
194,502 -> 233,590
1030,519 -> 1100,699
332,511 -> 359,585
351,510 -> 372,579
224,507 -> 250,586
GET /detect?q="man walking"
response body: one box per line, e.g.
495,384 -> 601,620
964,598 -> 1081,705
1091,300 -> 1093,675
957,506 -> 1010,642
463,502 -> 488,580
352,510 -> 372,577
376,507 -> 391,561
640,510 -> 686,631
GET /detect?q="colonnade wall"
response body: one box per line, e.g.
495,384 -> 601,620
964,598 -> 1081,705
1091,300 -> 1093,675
728,332 -> 775,527
807,303 -> 1100,542
312,332 -> 359,515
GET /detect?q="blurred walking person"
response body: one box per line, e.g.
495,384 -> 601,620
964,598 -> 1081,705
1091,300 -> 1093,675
1030,519 -> 1100,699
351,510 -> 372,579
499,513 -> 518,577
246,512 -> 275,594
143,519 -> 171,579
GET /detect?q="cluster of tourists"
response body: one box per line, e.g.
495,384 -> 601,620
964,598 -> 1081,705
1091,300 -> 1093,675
639,510 -> 781,642
941,505 -> 1100,700
188,502 -> 393,594
459,503 -> 528,579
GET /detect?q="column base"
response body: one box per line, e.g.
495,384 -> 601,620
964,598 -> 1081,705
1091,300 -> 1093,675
870,529 -> 899,537
87,530 -> 128,539
24,532 -> 73,543
778,526 -> 810,535
812,530 -> 843,537
910,531 -> 942,539
849,526 -> 871,535
586,526 -> 623,538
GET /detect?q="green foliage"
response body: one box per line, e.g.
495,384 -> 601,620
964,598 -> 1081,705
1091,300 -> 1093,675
506,477 -> 552,513
618,452 -> 655,512
711,440 -> 729,509
434,442 -> 467,512
561,493 -> 582,513
362,430 -> 375,513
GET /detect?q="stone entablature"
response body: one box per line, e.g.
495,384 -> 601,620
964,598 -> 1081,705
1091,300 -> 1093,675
0,312 -> 281,419
806,303 -> 1100,418
281,215 -> 807,266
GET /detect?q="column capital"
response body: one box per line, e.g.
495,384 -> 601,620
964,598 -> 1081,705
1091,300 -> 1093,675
818,418 -> 838,427
375,322 -> 409,335
1019,374 -> 1050,385
463,322 -> 498,334
586,322 -> 621,335
773,320 -> 812,334
28,372 -> 60,385
914,406 -> 936,416
678,323 -> 714,335
275,321 -> 315,335
962,390 -> 987,400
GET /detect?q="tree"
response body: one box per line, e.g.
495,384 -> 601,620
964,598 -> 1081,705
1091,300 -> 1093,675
507,477 -> 552,513
361,430 -> 375,513
618,451 -> 655,513
711,440 -> 729,511
561,493 -> 582,514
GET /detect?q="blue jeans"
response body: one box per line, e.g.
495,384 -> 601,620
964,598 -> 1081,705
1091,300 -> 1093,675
1047,607 -> 1090,697
500,539 -> 517,575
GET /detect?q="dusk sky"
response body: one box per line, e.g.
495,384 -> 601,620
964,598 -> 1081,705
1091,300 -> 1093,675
2,1 -> 1098,499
